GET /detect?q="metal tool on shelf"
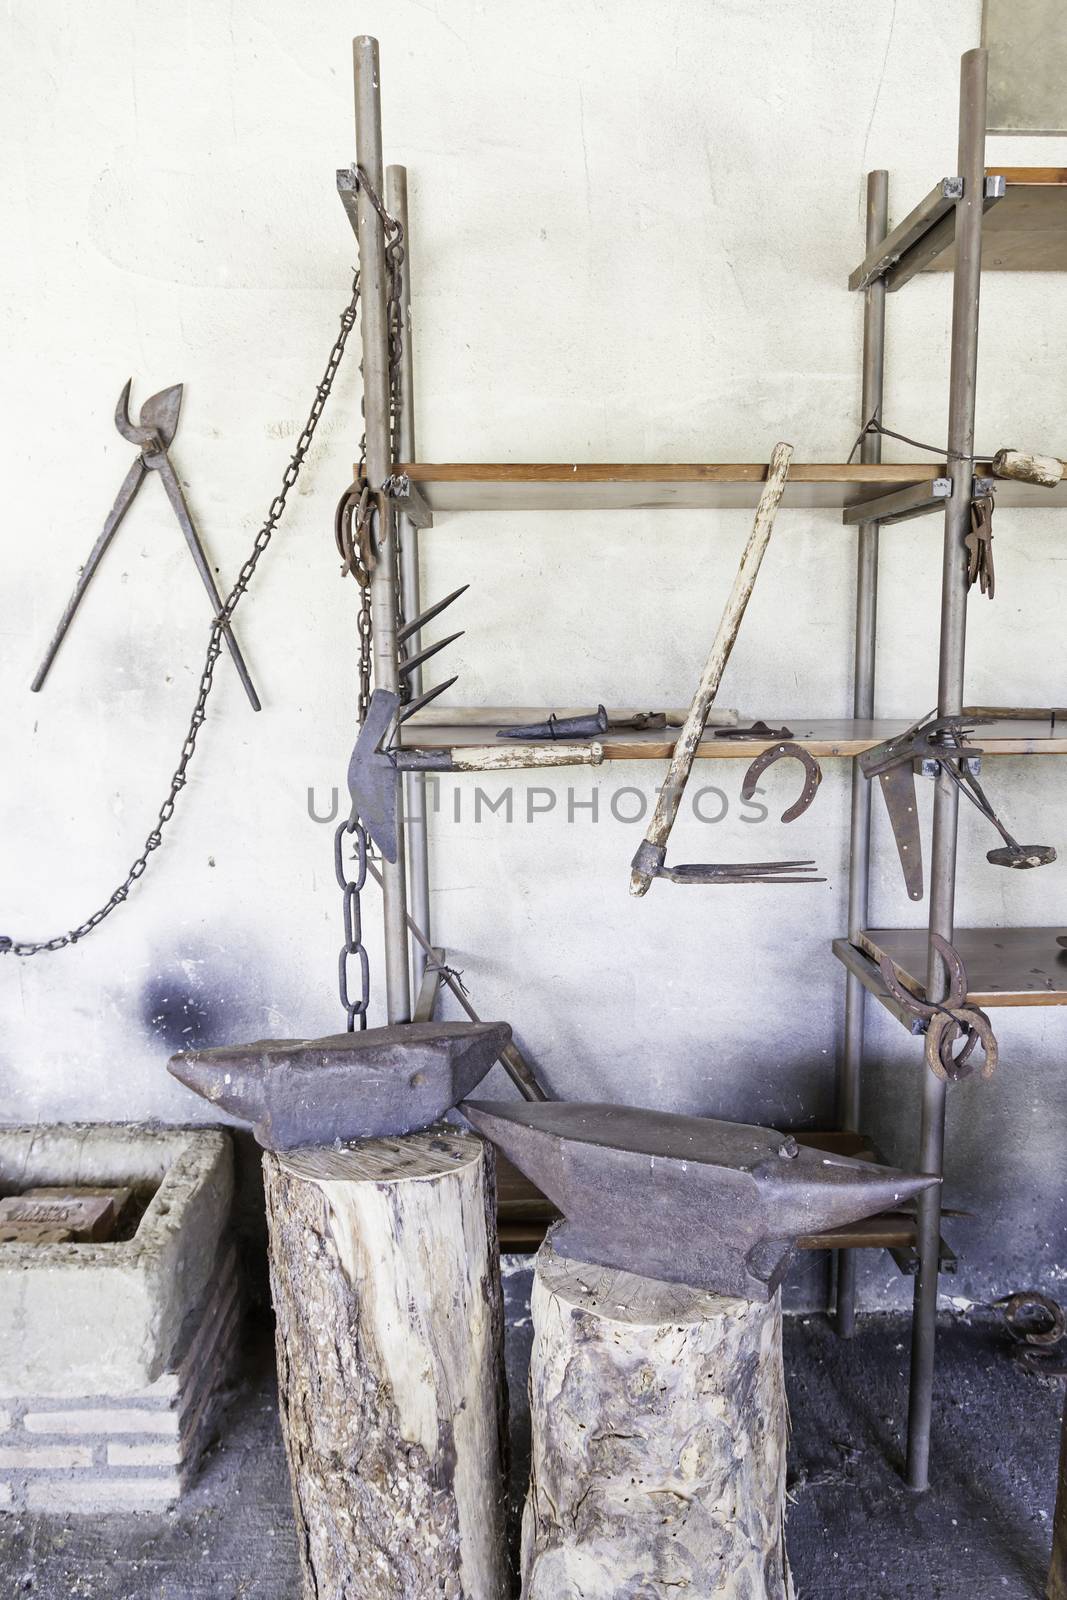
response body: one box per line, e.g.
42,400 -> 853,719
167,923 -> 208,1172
741,741 -> 823,823
32,380 -> 261,710
877,931 -> 998,1083
860,712 -> 1056,901
715,720 -> 794,741
496,706 -> 670,739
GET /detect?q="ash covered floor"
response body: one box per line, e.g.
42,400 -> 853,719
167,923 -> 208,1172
0,1266 -> 1060,1600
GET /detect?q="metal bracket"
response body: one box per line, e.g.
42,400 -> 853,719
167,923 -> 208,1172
384,472 -> 434,529
889,1234 -> 958,1277
885,174 -> 1005,292
848,178 -> 963,291
336,166 -> 360,237
842,477 -> 952,527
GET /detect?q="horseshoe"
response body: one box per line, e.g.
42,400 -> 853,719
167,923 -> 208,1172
879,933 -> 998,1082
740,741 -> 823,824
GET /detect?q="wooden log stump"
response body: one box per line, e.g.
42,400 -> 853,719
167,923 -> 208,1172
521,1228 -> 794,1600
263,1127 -> 509,1600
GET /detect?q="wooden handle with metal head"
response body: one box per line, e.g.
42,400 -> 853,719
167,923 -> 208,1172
630,441 -> 794,896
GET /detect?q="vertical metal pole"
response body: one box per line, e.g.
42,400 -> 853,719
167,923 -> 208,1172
353,37 -> 411,1024
386,163 -> 431,1004
836,169 -> 889,1339
905,47 -> 987,1493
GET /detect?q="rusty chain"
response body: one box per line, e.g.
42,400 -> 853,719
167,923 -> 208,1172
333,175 -> 406,1029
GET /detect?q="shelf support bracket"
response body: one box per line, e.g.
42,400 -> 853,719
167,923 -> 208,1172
842,477 -> 951,526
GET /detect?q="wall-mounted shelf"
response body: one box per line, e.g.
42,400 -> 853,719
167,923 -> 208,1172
933,168 -> 1067,274
387,460 -> 1067,514
855,927 -> 1067,1008
401,716 -> 1067,762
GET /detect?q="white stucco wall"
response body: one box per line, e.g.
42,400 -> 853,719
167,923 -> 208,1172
1,1 -> 1064,1301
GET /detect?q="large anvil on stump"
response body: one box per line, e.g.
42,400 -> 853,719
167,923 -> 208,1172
168,1019 -> 510,1150
465,1099 -> 938,1301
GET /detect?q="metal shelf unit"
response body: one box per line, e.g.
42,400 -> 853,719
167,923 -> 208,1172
832,51 -> 1067,1493
346,39 -> 1061,1494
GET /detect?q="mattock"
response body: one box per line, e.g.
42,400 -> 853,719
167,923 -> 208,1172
878,931 -> 998,1083
32,379 -> 261,710
741,741 -> 822,823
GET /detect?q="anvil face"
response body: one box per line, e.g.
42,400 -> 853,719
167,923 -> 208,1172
463,1100 -> 938,1301
169,1020 -> 510,1151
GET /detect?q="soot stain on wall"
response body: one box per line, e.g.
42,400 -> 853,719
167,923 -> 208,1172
140,949 -> 264,1054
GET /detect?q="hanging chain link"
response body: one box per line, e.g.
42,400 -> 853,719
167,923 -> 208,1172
334,171 -> 406,1030
1,272 -> 363,957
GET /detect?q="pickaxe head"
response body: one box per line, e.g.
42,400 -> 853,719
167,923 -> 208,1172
346,688 -> 403,862
114,379 -> 183,453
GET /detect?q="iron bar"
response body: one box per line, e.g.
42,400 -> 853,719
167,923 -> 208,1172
841,477 -> 951,527
887,175 -> 1004,293
364,857 -> 549,1102
836,169 -> 888,1340
848,176 -> 960,292
906,47 -> 988,1494
387,162 -> 432,1004
353,37 -> 411,1023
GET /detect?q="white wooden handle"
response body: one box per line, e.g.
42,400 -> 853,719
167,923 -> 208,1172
451,742 -> 605,772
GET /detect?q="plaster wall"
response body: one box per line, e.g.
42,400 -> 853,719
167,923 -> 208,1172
1,0 -> 1064,1308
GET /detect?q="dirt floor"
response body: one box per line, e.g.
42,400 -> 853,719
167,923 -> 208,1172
0,1265 -> 1060,1599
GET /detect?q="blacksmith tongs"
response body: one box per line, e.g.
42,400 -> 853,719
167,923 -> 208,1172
32,380 -> 260,710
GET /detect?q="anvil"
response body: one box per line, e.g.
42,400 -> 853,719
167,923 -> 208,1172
463,1100 -> 938,1301
169,1020 -> 511,1151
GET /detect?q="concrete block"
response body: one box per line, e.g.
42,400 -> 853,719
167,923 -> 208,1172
107,1440 -> 178,1468
24,1408 -> 180,1437
26,1476 -> 181,1513
0,1125 -> 232,1397
0,1444 -> 93,1469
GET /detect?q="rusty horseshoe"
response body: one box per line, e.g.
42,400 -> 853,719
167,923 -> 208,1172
741,741 -> 823,824
878,932 -> 999,1083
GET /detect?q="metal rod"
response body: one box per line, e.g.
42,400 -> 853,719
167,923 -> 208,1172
848,176 -> 960,292
906,48 -> 988,1494
353,37 -> 411,1024
364,857 -> 549,1102
837,169 -> 889,1340
386,162 -> 432,1005
841,477 -> 950,527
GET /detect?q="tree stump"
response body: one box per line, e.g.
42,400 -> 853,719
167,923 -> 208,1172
521,1228 -> 794,1600
263,1127 -> 509,1600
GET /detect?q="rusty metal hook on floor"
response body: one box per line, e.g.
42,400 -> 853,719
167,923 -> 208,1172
741,741 -> 823,823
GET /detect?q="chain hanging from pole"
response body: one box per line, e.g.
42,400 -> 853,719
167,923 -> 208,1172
333,168 -> 406,1030
1,270 -> 364,958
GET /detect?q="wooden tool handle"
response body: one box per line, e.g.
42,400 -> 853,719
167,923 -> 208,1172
991,448 -> 1064,488
450,743 -> 605,772
630,442 -> 794,897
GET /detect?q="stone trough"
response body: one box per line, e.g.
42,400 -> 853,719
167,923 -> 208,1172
0,1123 -> 237,1513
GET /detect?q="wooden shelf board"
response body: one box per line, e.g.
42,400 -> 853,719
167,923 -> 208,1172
400,716 -> 1067,763
856,927 -> 1067,1008
924,168 -> 1067,274
387,460 -> 1067,512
